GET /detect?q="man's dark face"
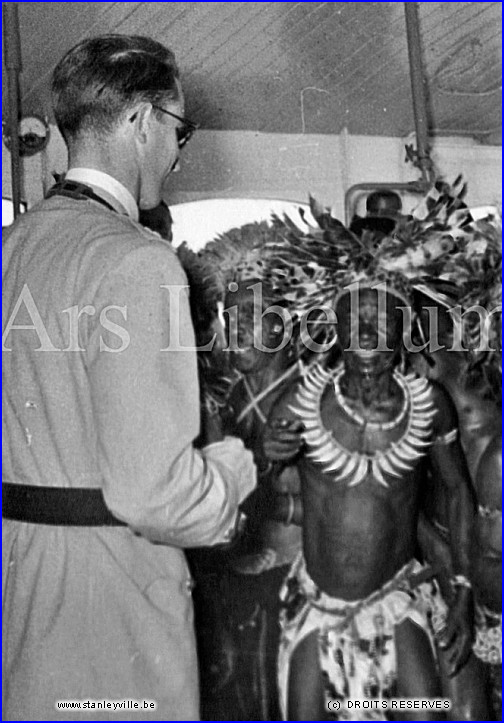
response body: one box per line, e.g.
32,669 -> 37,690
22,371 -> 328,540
416,295 -> 465,379
224,285 -> 284,374
336,288 -> 403,375
138,202 -> 173,242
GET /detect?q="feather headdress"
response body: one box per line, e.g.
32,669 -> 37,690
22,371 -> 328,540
178,179 -> 500,400
178,221 -> 286,312
266,177 -> 479,310
177,221 -> 289,411
265,177 -> 501,398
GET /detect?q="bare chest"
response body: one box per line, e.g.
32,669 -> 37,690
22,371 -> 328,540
293,363 -> 435,489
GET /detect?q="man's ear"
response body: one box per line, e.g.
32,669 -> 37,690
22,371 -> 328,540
129,102 -> 153,144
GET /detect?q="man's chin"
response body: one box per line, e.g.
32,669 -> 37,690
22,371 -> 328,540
351,349 -> 386,367
353,349 -> 380,359
346,349 -> 395,375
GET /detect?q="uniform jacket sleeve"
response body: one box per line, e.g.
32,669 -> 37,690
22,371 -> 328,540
86,241 -> 256,546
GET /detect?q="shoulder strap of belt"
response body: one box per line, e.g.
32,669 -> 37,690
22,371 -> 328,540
45,180 -> 117,214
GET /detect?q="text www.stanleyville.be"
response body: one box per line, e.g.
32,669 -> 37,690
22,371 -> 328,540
56,699 -> 157,712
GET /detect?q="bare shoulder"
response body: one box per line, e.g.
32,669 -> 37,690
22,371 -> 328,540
475,431 -> 502,508
429,378 -> 459,435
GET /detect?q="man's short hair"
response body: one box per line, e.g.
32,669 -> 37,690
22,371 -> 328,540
52,34 -> 180,141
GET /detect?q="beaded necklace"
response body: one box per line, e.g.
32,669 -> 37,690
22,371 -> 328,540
333,366 -> 409,432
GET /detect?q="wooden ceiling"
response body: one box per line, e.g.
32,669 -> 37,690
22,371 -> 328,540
3,2 -> 502,144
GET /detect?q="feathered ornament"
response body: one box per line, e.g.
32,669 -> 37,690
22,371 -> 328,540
265,195 -> 413,351
184,222 -> 284,299
178,179 -> 500,406
267,177 -> 498,303
177,221 -> 289,412
266,177 -> 501,402
380,179 -> 501,403
456,215 -> 501,403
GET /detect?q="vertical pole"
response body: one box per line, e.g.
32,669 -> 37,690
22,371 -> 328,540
404,2 -> 433,186
3,2 -> 23,219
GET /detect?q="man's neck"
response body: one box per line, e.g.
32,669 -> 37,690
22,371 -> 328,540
341,360 -> 397,409
65,167 -> 139,221
68,147 -> 139,203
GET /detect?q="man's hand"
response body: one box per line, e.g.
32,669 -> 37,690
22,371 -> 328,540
438,586 -> 474,676
263,418 -> 304,462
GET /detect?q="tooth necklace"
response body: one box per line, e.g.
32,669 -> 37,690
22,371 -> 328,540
290,362 -> 436,488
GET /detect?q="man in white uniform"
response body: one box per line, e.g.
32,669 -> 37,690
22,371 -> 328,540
2,35 -> 256,721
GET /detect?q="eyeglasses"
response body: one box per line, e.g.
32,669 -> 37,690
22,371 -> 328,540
151,105 -> 198,149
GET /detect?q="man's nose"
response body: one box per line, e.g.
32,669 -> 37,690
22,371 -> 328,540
359,306 -> 375,323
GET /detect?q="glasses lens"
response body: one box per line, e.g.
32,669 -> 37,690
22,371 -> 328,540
176,124 -> 193,149
152,106 -> 196,149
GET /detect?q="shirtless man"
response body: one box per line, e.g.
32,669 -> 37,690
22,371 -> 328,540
471,431 -> 502,716
414,290 -> 500,481
216,280 -> 303,720
264,284 -> 474,721
471,432 -> 502,616
223,281 -> 303,570
414,290 -> 498,719
185,278 -> 302,720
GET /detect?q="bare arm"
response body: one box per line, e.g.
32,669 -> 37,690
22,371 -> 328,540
429,385 -> 476,576
471,433 -> 502,610
239,384 -> 305,524
262,382 -> 305,463
428,381 -> 476,674
417,512 -> 452,573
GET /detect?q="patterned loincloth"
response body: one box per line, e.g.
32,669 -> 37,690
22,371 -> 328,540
473,603 -> 502,666
278,554 -> 447,721
473,603 -> 502,718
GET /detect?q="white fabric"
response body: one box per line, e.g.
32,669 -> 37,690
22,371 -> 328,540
2,195 -> 256,720
66,167 -> 139,221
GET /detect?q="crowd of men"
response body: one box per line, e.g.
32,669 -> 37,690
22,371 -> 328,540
2,33 -> 500,722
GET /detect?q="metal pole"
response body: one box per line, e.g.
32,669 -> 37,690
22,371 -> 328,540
404,2 -> 433,186
3,2 -> 23,219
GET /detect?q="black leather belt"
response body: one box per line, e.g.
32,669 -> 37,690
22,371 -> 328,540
2,483 -> 126,526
